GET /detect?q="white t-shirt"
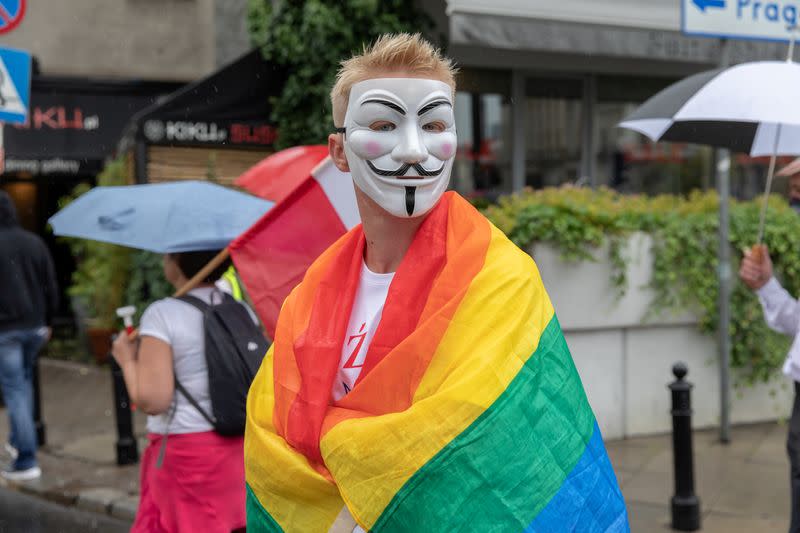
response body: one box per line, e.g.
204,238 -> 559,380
331,262 -> 394,402
138,286 -> 220,435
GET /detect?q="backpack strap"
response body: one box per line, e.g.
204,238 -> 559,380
174,294 -> 217,428
176,294 -> 211,312
174,378 -> 217,427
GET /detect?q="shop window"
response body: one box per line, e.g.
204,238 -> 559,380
593,74 -> 705,195
523,77 -> 583,189
453,92 -> 511,200
453,68 -> 512,200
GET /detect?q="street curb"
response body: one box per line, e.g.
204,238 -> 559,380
16,480 -> 78,507
76,487 -> 129,515
110,494 -> 140,521
2,480 -> 136,522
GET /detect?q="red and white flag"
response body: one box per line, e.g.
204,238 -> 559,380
230,146 -> 360,338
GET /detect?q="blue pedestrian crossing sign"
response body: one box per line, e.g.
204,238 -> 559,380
683,0 -> 800,42
0,46 -> 30,124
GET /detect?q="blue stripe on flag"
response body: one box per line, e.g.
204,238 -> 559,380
525,422 -> 630,533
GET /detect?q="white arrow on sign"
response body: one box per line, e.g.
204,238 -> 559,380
693,0 -> 726,12
0,55 -> 25,117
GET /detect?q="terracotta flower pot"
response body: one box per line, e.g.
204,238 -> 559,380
87,328 -> 114,365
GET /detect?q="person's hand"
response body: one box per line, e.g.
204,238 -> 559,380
43,327 -> 52,342
739,245 -> 773,290
111,330 -> 137,367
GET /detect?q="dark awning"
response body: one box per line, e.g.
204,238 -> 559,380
122,49 -> 284,150
2,77 -> 178,176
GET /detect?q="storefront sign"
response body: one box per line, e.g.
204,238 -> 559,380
3,85 -> 162,176
141,119 -> 277,147
683,0 -> 800,42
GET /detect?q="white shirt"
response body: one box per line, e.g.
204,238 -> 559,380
756,277 -> 800,382
138,287 -> 220,434
331,262 -> 394,402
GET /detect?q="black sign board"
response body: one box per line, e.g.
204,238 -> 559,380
127,50 -> 284,149
2,78 -> 178,176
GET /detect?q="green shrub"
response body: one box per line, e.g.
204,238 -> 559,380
58,158 -> 172,330
483,186 -> 800,384
247,0 -> 434,148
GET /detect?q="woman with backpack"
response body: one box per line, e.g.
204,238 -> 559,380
111,251 -> 249,533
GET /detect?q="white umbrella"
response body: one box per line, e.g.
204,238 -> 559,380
620,49 -> 800,443
620,60 -> 800,242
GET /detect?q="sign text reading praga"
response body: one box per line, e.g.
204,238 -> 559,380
683,0 -> 800,42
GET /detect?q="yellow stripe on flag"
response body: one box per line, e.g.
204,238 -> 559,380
320,225 -> 555,528
245,346 -> 344,532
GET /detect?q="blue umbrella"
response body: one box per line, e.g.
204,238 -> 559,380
49,181 -> 273,253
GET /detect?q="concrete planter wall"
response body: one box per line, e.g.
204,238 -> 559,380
529,233 -> 792,440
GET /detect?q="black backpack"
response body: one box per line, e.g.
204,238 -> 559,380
176,293 -> 270,436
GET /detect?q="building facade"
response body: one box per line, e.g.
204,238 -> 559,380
426,0 -> 789,199
0,0 -> 251,320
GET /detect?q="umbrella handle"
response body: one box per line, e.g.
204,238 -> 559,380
173,248 -> 231,298
756,125 -> 783,244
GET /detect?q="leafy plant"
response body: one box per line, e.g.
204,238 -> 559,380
125,251 -> 173,324
247,0 -> 434,148
483,187 -> 800,385
59,160 -> 132,329
59,158 -> 172,330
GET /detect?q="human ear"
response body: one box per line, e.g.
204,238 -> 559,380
328,133 -> 350,172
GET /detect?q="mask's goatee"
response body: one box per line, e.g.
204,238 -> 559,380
405,186 -> 416,216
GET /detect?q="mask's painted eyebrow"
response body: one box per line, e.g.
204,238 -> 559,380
418,99 -> 451,116
362,99 -> 405,115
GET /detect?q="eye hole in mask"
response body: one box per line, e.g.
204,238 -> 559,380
369,121 -> 396,132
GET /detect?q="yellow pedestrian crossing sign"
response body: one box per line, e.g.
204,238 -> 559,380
0,46 -> 30,124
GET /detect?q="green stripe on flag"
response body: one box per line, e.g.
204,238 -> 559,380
373,316 -> 596,532
246,483 -> 284,533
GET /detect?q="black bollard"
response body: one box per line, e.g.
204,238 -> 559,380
32,358 -> 46,446
110,353 -> 138,465
669,363 -> 701,531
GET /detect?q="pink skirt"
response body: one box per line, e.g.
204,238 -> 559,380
131,431 -> 246,533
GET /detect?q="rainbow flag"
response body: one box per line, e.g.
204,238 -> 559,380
245,192 -> 629,532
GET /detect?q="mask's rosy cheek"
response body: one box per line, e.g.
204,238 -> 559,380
427,133 -> 457,161
365,141 -> 382,158
440,142 -> 453,158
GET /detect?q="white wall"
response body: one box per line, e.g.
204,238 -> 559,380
530,237 -> 793,439
0,0 -> 216,81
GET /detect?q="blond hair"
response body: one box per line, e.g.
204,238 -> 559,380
330,33 -> 457,127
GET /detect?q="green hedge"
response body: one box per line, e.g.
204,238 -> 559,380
483,187 -> 800,384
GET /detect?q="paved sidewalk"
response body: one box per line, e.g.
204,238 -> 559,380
0,358 -> 793,531
609,422 -> 791,531
0,358 -> 143,522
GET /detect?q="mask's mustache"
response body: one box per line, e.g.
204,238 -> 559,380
367,161 -> 444,177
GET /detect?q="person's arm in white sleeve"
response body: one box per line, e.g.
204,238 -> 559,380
757,277 -> 800,336
740,245 -> 800,336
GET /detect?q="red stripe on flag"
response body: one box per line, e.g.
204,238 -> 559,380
230,177 -> 348,338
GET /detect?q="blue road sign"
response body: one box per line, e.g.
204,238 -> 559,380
683,0 -> 800,42
0,0 -> 26,35
0,46 -> 30,124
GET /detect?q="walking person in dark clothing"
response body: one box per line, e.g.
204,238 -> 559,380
0,191 -> 58,481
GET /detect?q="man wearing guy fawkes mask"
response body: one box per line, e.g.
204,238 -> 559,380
244,34 -> 628,533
